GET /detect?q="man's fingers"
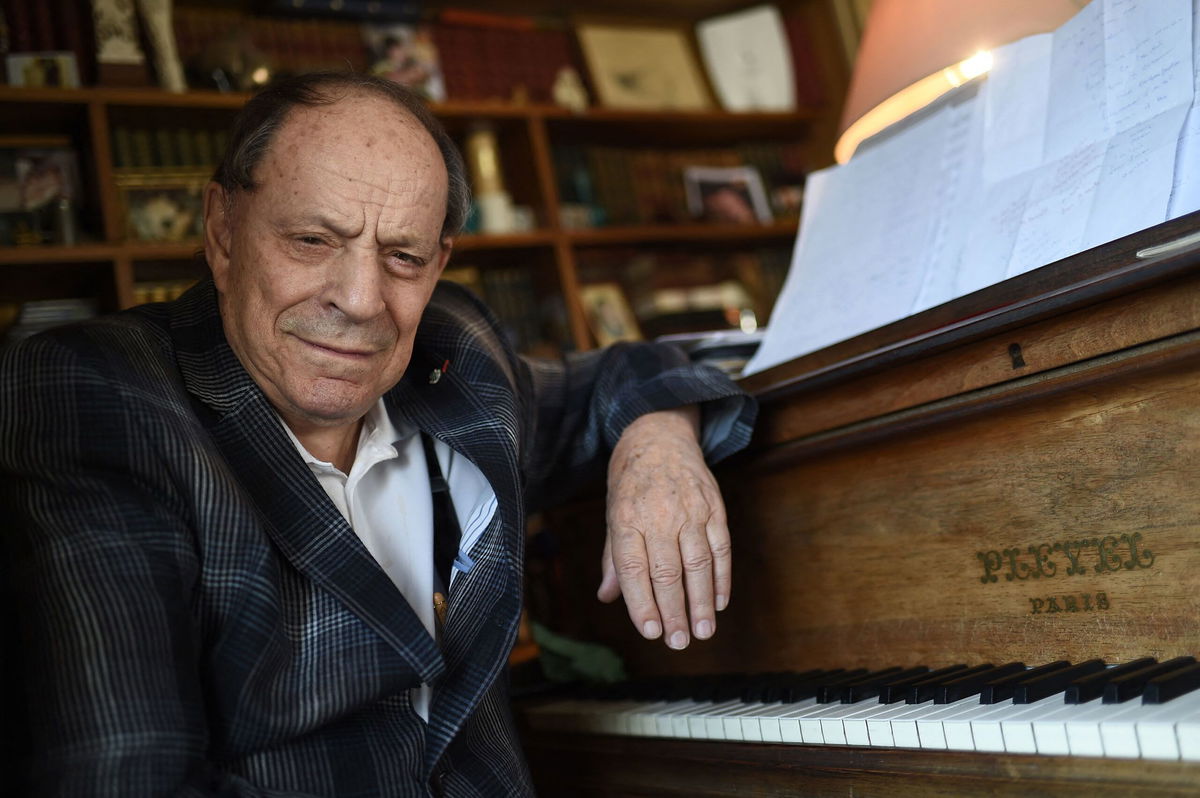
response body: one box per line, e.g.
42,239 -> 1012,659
597,536 -> 620,603
706,494 -> 732,612
679,519 -> 716,640
610,525 -> 663,640
645,528 -> 689,650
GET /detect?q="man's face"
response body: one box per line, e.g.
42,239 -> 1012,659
204,94 -> 451,433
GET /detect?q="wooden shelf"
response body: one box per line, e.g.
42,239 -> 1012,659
567,221 -> 800,247
454,231 -> 557,250
0,244 -> 118,264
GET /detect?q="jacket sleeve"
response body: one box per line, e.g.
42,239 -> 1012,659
0,332 -> 309,798
515,340 -> 757,511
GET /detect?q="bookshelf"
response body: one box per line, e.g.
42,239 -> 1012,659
0,0 -> 849,353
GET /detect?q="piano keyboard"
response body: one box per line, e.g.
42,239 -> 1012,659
525,659 -> 1200,760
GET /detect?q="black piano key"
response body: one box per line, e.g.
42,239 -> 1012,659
1065,657 -> 1157,704
845,666 -> 929,703
877,664 -> 967,704
781,669 -> 847,703
936,662 -> 1026,704
1143,661 -> 1200,704
1104,656 -> 1196,704
818,667 -> 904,703
741,671 -> 814,703
908,664 -> 993,704
980,661 -> 1069,704
812,669 -> 871,703
1014,658 -> 1105,704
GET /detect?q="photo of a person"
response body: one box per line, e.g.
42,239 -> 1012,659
684,165 -> 773,224
363,25 -> 446,101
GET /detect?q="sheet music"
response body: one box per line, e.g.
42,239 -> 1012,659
1168,0 -> 1200,217
744,0 -> 1194,376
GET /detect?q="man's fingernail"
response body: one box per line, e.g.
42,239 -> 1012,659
668,631 -> 688,650
716,594 -> 728,611
643,620 -> 662,639
696,619 -> 713,639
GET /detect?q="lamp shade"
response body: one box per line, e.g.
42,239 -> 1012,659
835,0 -> 1086,162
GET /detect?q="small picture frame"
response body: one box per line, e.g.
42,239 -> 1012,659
580,282 -> 641,346
683,165 -> 773,224
116,169 -> 208,243
576,23 -> 713,111
5,52 -> 80,88
362,23 -> 446,102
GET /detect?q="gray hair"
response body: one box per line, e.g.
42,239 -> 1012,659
212,71 -> 471,238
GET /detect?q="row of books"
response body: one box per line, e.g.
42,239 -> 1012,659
173,6 -> 369,88
556,143 -> 808,228
1,297 -> 96,343
111,126 -> 229,171
442,265 -> 568,356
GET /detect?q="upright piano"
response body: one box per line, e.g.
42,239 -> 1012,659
519,213 -> 1200,796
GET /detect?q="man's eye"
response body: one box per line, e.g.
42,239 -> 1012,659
389,251 -> 420,265
299,236 -> 325,246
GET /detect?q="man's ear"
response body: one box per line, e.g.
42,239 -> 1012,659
203,182 -> 234,291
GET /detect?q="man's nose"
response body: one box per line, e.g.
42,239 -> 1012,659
325,245 -> 386,322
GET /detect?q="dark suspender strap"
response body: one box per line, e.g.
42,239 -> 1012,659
422,433 -> 462,594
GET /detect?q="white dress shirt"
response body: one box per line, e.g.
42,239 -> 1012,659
280,399 -> 498,721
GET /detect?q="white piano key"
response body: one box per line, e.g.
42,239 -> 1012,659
892,701 -> 959,749
1095,693 -> 1200,759
968,700 -> 1055,753
701,699 -> 757,739
1031,697 -> 1118,755
912,698 -> 992,750
755,700 -> 816,743
679,700 -> 743,739
1133,690 -> 1200,760
866,701 -> 935,747
818,702 -> 876,745
721,703 -> 773,741
738,704 -> 779,741
839,700 -> 905,746
1177,717 -> 1200,761
1068,700 -> 1151,757
998,698 -> 1069,754
650,700 -> 708,737
778,700 -> 832,743
794,699 -> 871,745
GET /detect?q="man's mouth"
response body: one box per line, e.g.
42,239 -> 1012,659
296,337 -> 376,358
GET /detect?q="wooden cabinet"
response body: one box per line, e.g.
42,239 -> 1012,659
0,2 -> 847,352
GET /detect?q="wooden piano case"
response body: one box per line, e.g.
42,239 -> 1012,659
521,213 -> 1200,796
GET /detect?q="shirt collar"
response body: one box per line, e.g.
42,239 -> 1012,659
280,398 -> 418,474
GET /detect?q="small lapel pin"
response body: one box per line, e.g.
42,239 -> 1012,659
429,359 -> 450,384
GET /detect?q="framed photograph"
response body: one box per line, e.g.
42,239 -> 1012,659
5,52 -> 80,88
0,137 -> 82,245
683,165 -> 773,224
576,23 -> 712,111
116,169 -> 208,243
362,23 -> 446,101
580,282 -> 641,346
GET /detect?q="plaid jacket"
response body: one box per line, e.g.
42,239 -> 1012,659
0,279 -> 755,797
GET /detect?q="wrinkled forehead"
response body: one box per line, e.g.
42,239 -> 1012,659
261,94 -> 446,189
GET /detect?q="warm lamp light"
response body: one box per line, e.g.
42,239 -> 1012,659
835,0 -> 1087,164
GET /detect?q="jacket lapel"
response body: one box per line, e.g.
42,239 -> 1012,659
387,294 -> 525,772
170,281 -> 446,684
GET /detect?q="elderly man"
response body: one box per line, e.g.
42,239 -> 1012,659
0,73 -> 754,796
